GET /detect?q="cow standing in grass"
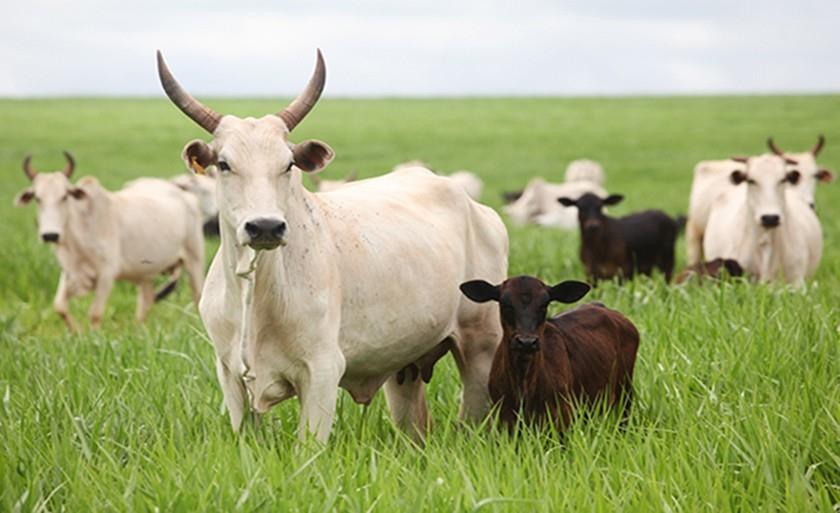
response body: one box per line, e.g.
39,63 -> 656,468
703,154 -> 822,285
14,154 -> 204,330
686,136 -> 833,265
157,50 -> 508,442
460,276 -> 639,433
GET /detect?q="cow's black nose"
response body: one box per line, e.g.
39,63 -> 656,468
41,232 -> 59,243
244,218 -> 287,247
760,214 -> 780,228
513,336 -> 539,353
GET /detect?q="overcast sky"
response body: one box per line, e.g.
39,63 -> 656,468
2,0 -> 839,97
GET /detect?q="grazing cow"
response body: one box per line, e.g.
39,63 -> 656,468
14,154 -> 204,330
460,276 -> 639,433
171,173 -> 220,236
309,170 -> 358,192
703,154 -> 822,285
558,193 -> 678,283
675,258 -> 744,284
157,49 -> 508,442
686,136 -> 832,265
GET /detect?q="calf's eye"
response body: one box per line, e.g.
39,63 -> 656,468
218,161 -> 231,172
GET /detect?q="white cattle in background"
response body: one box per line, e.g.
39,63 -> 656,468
502,159 -> 607,229
171,173 -> 219,235
703,154 -> 822,285
158,49 -> 508,443
686,136 -> 833,265
14,154 -> 204,330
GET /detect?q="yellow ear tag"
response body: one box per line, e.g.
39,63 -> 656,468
190,156 -> 206,175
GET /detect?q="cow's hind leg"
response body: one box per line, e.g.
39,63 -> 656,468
135,280 -> 155,322
384,374 -> 428,443
184,255 -> 204,306
452,311 -> 502,422
686,218 -> 703,266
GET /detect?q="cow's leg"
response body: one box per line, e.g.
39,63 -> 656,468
135,280 -> 155,322
52,272 -> 77,332
384,374 -> 428,442
686,219 -> 703,266
296,356 -> 345,443
184,255 -> 204,306
452,317 -> 502,422
216,354 -> 249,432
88,275 -> 115,328
659,245 -> 675,283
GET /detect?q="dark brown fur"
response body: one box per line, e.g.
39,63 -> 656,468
675,258 -> 744,284
460,276 -> 639,433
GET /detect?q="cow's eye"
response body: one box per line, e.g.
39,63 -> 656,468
218,161 -> 231,173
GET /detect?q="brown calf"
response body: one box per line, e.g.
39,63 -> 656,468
460,276 -> 639,433
675,258 -> 744,284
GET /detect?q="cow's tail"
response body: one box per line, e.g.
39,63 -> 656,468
155,264 -> 182,302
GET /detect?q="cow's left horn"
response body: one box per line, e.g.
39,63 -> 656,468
62,151 -> 75,178
767,137 -> 784,156
22,155 -> 37,181
156,50 -> 222,134
812,134 -> 825,156
277,49 -> 326,132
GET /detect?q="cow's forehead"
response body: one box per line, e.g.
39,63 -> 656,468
749,155 -> 787,181
213,115 -> 292,158
33,172 -> 71,197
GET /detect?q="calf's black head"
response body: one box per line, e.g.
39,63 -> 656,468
460,276 -> 590,354
557,193 -> 624,234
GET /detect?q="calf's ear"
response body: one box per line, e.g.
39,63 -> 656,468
14,188 -> 34,206
603,194 -> 624,206
817,169 -> 835,183
557,196 -> 577,207
459,280 -> 500,303
182,140 -> 217,175
292,140 -> 335,173
548,280 -> 590,303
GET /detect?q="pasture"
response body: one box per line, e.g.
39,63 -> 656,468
1,95 -> 838,511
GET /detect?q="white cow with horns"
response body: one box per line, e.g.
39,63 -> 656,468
14,153 -> 205,330
157,49 -> 508,442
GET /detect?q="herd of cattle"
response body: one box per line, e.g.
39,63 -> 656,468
12,50 -> 834,442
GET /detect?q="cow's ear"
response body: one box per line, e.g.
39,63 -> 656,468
69,187 -> 87,200
14,188 -> 34,206
182,140 -> 217,175
730,170 -> 747,185
603,194 -> 624,206
817,169 -> 835,183
460,280 -> 500,303
292,140 -> 335,173
548,280 -> 590,304
557,196 -> 577,207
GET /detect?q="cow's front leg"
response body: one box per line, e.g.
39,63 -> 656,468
52,272 -> 78,332
216,354 -> 250,432
135,280 -> 155,322
296,355 -> 345,443
88,275 -> 115,328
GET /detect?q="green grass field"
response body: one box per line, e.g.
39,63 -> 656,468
1,96 -> 838,512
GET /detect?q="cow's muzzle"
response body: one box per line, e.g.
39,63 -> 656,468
512,335 -> 539,353
244,218 -> 287,250
760,214 -> 781,228
41,232 -> 60,243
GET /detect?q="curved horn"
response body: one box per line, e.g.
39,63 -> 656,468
812,134 -> 825,156
767,137 -> 784,156
277,49 -> 326,131
22,155 -> 36,181
156,50 -> 222,134
62,151 -> 75,178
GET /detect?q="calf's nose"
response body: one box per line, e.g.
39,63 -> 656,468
760,214 -> 780,228
41,232 -> 60,243
513,336 -> 539,353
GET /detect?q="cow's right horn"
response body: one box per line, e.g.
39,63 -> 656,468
22,155 -> 36,181
767,137 -> 784,156
62,151 -> 75,178
277,49 -> 326,132
156,50 -> 222,134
